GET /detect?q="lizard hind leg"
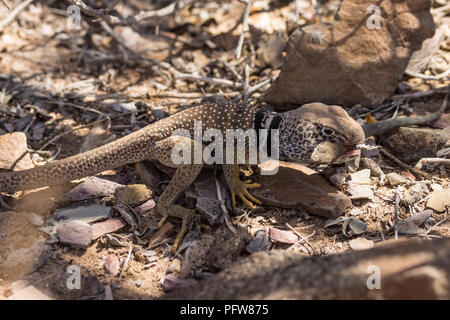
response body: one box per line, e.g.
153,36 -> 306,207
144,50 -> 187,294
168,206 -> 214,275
156,164 -> 204,252
223,164 -> 262,209
153,135 -> 204,252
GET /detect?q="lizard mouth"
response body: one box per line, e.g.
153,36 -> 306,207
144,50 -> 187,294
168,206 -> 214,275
310,142 -> 360,165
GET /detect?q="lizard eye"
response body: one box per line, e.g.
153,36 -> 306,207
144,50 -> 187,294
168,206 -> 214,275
322,127 -> 334,136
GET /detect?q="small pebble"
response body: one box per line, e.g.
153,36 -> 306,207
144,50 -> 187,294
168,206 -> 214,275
28,213 -> 44,227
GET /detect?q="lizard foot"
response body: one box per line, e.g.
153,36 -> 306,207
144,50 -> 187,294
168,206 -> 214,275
230,179 -> 262,208
157,205 -> 196,253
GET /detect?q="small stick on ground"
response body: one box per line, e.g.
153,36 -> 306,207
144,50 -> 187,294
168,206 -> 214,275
424,213 -> 448,236
0,0 -> 34,31
176,74 -> 240,88
415,158 -> 450,170
119,244 -> 133,279
100,21 -> 174,80
234,0 -> 252,59
72,0 -> 194,25
286,223 -> 317,255
405,69 -> 450,81
37,112 -> 132,152
242,59 -> 250,103
214,171 -> 236,234
390,86 -> 449,101
380,148 -> 429,178
394,189 -> 400,240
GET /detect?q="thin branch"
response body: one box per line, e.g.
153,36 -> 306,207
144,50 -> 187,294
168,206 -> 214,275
394,189 -> 400,240
405,69 -> 450,81
415,158 -> 450,170
234,0 -> 252,59
286,223 -> 317,255
380,148 -> 429,178
176,73 -> 241,88
391,86 -> 449,101
214,171 -> 236,234
72,0 -> 194,25
0,0 -> 34,31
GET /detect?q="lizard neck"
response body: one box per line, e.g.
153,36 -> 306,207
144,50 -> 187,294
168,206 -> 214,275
254,109 -> 282,158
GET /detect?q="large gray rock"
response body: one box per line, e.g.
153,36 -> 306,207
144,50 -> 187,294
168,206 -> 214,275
264,0 -> 435,107
383,127 -> 449,163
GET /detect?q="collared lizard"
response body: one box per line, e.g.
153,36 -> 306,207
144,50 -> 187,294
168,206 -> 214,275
0,102 -> 365,250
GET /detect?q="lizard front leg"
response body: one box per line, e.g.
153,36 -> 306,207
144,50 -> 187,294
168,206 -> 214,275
223,164 -> 261,208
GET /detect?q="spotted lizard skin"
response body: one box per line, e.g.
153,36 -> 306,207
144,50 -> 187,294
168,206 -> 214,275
0,102 -> 364,193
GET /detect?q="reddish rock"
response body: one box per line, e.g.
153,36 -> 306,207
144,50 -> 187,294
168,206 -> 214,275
251,161 -> 351,218
269,227 -> 299,244
134,198 -> 156,214
104,254 -> 120,277
0,132 -> 33,171
57,221 -> 92,249
264,0 -> 435,107
91,218 -> 126,240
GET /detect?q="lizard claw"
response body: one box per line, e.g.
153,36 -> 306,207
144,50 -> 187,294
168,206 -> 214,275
230,179 -> 262,208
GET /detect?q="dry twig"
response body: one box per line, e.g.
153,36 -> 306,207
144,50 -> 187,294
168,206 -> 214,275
72,0 -> 194,25
234,0 -> 252,59
415,158 -> 450,170
0,0 -> 34,31
380,148 -> 429,178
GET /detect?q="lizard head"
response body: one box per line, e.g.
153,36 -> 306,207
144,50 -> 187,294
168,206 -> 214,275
278,103 -> 365,162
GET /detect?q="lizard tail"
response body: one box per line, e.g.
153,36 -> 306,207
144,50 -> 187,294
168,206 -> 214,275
0,128 -> 156,193
363,87 -> 449,138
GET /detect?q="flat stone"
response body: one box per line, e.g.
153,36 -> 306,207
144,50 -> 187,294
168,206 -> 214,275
8,285 -> 53,300
397,210 -> 432,235
263,0 -> 434,107
269,227 -> 299,244
251,161 -> 352,218
347,184 -> 374,200
349,169 -> 371,184
386,172 -> 408,186
383,127 -> 449,163
60,176 -> 123,202
348,238 -> 374,251
114,184 -> 153,207
346,218 -> 367,236
57,221 -> 92,249
427,189 -> 450,213
40,204 -> 111,236
91,218 -> 126,240
0,132 -> 33,171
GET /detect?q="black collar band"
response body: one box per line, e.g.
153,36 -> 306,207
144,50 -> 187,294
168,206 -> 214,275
254,109 -> 282,156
